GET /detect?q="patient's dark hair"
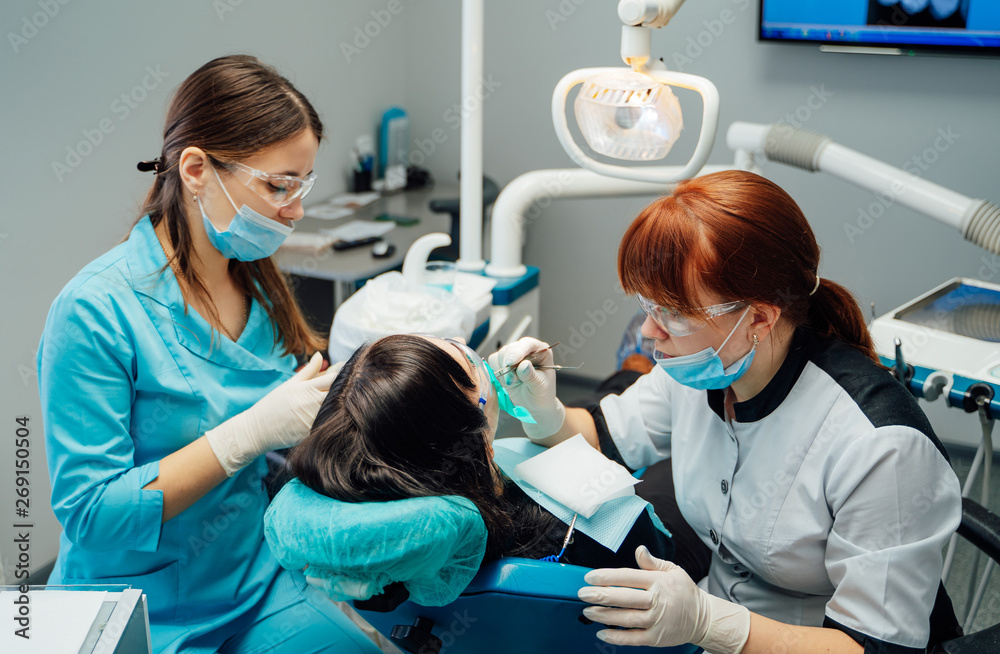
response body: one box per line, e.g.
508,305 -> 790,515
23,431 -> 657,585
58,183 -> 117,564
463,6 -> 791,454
287,334 -> 562,561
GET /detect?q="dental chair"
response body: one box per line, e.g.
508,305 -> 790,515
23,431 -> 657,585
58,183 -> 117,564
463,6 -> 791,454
353,557 -> 693,654
263,455 -> 1000,654
263,451 -> 697,654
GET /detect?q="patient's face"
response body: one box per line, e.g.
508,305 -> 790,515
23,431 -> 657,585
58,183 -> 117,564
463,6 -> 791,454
419,336 -> 500,444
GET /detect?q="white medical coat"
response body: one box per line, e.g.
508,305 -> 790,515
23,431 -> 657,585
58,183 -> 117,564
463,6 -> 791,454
597,328 -> 962,651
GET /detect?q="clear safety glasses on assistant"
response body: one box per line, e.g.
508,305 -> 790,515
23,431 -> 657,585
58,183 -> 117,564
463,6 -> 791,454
224,161 -> 317,208
636,294 -> 747,337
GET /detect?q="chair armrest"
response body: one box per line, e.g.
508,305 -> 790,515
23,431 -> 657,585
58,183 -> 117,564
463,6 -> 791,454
462,557 -> 590,600
937,622 -> 1000,653
957,498 -> 1000,566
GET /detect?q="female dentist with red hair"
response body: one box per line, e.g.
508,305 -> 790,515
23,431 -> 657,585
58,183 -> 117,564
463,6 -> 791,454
490,170 -> 962,653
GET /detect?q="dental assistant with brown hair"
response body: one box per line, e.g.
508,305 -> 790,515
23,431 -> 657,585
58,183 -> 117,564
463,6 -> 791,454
38,56 -> 382,654
489,170 -> 963,653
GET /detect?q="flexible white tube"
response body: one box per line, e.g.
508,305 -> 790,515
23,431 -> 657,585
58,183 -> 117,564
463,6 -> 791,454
821,144 -> 970,231
484,165 -> 734,278
961,413 -> 994,630
726,121 -> 975,232
964,560 -> 995,633
458,0 -> 485,272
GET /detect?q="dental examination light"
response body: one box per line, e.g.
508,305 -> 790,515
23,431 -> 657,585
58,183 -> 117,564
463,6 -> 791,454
552,0 -> 720,183
486,0 -> 738,278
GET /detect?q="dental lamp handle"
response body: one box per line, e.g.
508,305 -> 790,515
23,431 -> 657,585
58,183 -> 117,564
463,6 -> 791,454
552,67 -> 720,184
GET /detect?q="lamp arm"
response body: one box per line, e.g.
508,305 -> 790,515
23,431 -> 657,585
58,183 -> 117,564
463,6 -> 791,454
618,0 -> 688,29
727,122 -> 1000,256
484,165 -> 737,279
618,0 -> 689,65
458,0 -> 485,271
552,67 -> 720,184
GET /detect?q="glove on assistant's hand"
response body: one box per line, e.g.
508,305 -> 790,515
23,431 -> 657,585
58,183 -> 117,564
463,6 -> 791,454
578,545 -> 751,654
207,352 -> 338,477
487,337 -> 565,440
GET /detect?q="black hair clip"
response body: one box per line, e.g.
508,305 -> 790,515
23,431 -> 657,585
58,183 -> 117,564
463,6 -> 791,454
137,158 -> 161,173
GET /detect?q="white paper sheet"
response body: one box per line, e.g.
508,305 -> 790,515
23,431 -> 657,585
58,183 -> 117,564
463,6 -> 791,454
304,204 -> 356,221
0,589 -> 107,653
319,220 -> 395,242
278,232 -> 339,254
495,439 -> 651,552
328,192 -> 381,208
513,434 -> 640,518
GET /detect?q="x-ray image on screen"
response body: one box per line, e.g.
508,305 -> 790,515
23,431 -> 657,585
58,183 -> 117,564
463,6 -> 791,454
868,0 -> 970,29
760,0 -> 1000,53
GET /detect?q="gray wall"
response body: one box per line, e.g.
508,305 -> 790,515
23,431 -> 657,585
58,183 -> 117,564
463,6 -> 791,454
3,0 -> 998,581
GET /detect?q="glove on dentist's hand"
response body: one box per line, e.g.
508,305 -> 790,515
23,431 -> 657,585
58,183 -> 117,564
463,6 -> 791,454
578,545 -> 751,654
488,337 -> 566,441
207,352 -> 338,477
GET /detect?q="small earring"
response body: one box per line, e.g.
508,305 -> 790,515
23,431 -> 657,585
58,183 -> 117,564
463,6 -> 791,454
752,334 -> 759,347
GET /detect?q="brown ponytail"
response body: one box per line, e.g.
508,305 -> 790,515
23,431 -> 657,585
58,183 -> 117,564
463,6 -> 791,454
618,170 -> 881,364
134,54 -> 326,358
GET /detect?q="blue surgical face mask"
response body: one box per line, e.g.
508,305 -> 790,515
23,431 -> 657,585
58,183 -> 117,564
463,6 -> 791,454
653,307 -> 756,390
197,166 -> 293,261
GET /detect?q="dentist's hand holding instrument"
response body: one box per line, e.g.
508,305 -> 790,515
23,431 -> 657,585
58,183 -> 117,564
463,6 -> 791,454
488,337 -> 569,441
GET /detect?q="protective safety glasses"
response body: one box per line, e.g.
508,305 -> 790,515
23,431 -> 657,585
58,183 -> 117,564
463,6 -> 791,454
224,161 -> 317,208
636,294 -> 747,337
443,338 -> 537,425
443,338 -> 494,412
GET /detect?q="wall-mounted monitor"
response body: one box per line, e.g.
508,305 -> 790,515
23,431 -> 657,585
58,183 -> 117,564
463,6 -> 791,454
759,1 -> 1000,55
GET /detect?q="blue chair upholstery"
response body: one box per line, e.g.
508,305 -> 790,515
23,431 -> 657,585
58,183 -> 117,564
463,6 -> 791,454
354,557 -> 699,654
263,440 -> 696,654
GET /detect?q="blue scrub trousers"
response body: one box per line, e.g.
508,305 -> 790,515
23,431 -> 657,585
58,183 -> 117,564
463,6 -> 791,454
180,568 -> 384,654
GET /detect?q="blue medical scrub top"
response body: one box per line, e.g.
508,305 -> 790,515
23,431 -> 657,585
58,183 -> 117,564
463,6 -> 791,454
38,216 -> 299,653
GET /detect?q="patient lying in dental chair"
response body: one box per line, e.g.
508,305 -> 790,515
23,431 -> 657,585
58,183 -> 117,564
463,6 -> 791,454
285,333 -> 673,569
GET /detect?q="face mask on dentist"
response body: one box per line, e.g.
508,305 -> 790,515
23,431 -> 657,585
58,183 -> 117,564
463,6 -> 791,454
653,306 -> 757,390
197,166 -> 293,262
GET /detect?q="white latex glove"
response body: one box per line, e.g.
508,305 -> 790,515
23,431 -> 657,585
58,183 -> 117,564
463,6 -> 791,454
487,337 -> 566,440
206,352 -> 338,477
578,546 -> 751,653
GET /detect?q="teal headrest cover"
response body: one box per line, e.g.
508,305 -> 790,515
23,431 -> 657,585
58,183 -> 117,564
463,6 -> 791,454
264,479 -> 488,606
